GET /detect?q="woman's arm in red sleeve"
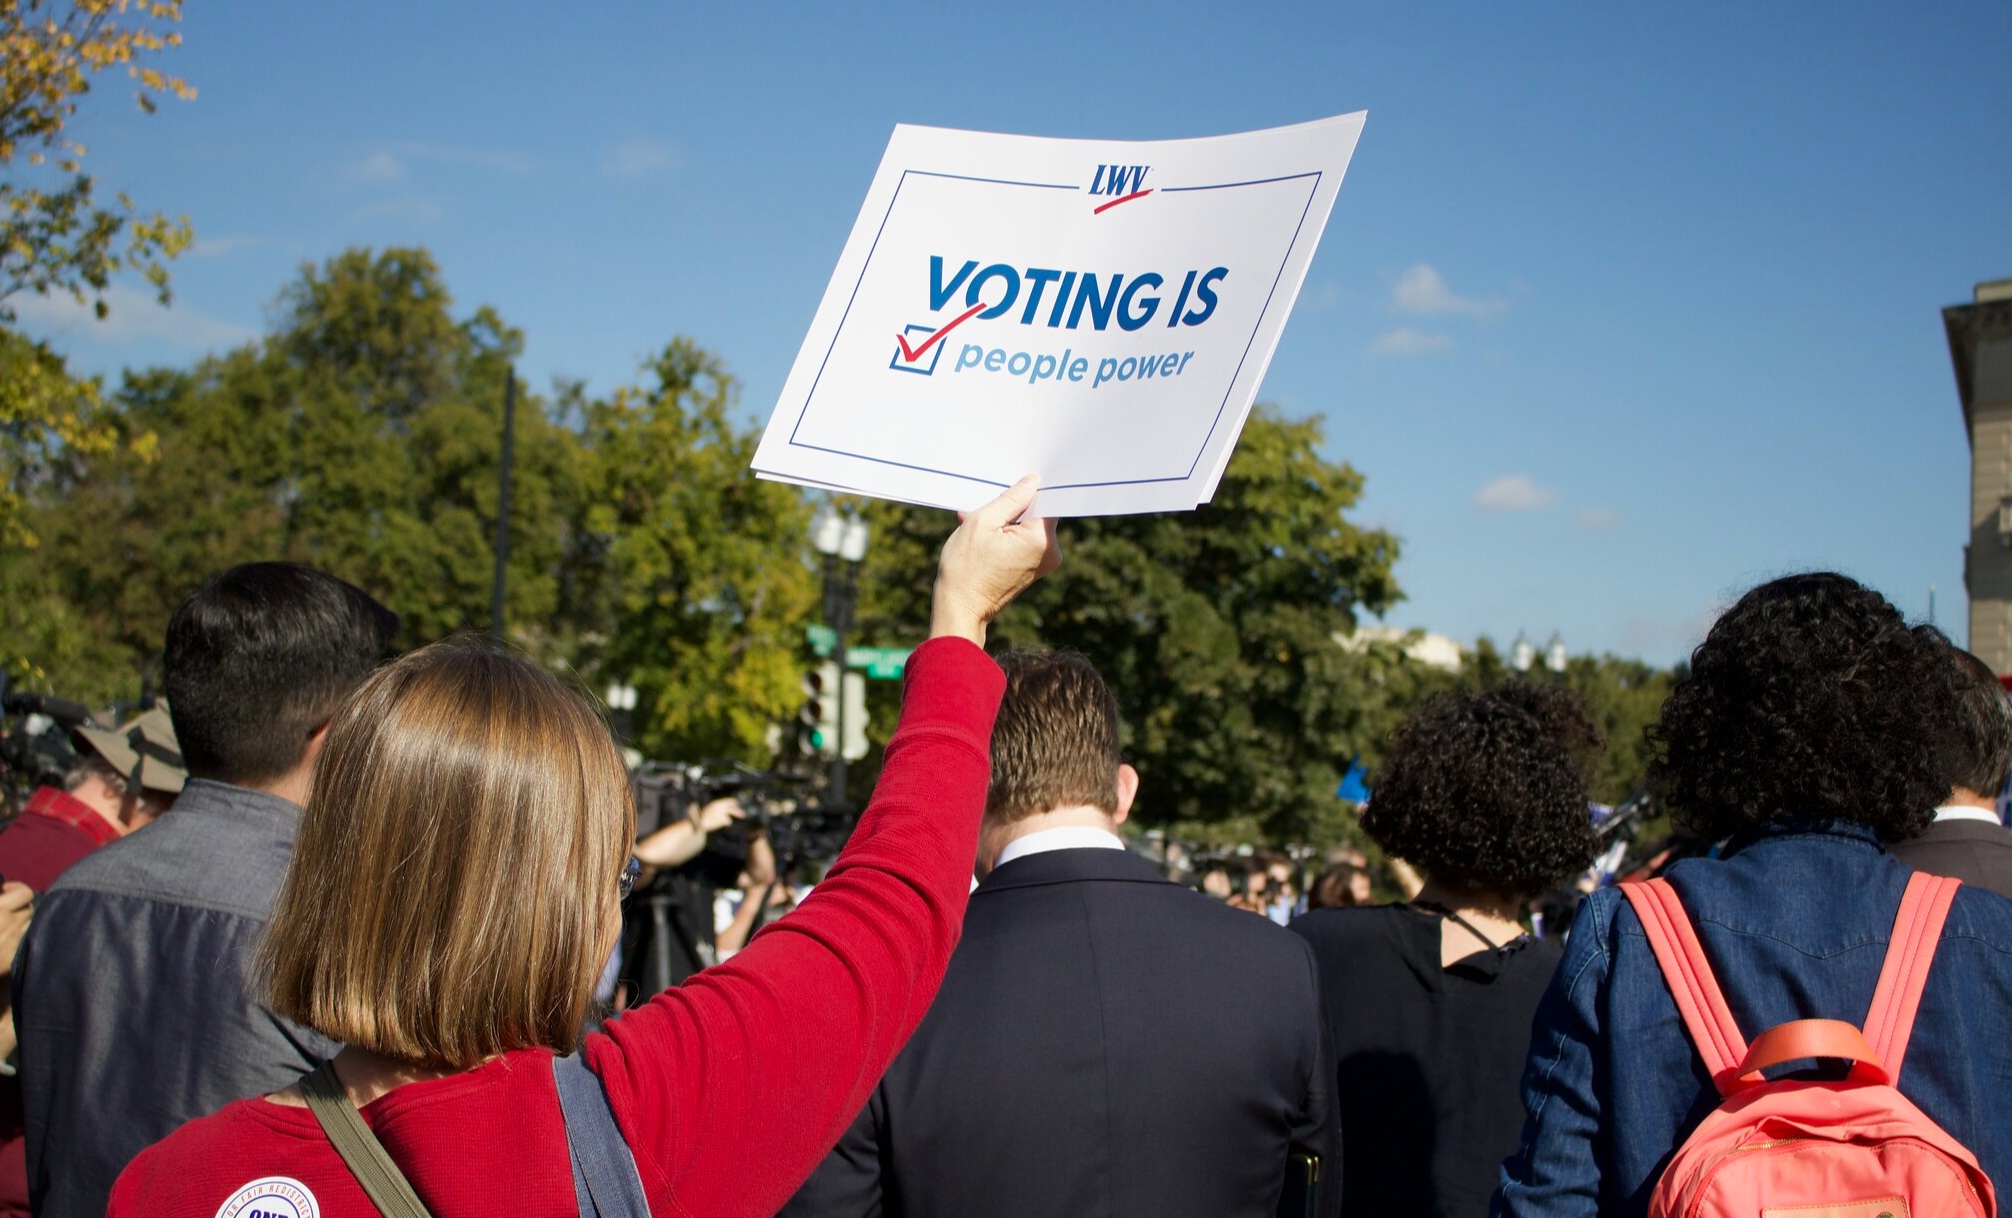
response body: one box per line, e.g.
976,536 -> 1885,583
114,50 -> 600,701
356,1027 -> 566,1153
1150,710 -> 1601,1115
585,635 -> 1003,1218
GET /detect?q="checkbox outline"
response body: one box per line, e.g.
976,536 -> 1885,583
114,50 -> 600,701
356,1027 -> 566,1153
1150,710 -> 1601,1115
888,323 -> 946,375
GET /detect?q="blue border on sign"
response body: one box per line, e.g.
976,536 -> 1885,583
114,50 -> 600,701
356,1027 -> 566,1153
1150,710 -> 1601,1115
785,168 -> 1323,492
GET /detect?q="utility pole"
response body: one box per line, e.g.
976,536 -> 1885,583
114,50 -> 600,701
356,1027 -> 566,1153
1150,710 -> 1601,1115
490,370 -> 516,641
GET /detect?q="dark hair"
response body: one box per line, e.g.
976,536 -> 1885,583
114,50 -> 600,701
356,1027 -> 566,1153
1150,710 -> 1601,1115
1361,682 -> 1602,897
164,563 -> 399,786
1935,642 -> 2012,800
988,650 -> 1121,822
1647,573 -> 1960,842
1307,862 -> 1369,910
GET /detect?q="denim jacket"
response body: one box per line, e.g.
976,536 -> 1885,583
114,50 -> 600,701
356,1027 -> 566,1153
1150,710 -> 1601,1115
1493,822 -> 2012,1216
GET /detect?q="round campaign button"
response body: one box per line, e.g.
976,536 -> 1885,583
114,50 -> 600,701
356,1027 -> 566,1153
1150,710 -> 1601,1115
212,1176 -> 320,1218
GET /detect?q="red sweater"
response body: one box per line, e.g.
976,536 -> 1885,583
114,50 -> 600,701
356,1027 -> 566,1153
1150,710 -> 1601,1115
107,638 -> 1003,1218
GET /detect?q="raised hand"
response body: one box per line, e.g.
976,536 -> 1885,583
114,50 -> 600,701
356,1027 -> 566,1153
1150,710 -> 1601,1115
930,475 -> 1063,646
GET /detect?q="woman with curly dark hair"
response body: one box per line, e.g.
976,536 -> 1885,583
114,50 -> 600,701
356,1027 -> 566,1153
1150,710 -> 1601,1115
1292,682 -> 1602,1218
1494,573 -> 2012,1217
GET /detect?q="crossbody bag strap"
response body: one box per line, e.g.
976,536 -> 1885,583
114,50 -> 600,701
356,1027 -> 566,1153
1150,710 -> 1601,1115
299,1061 -> 436,1218
1861,870 -> 1961,1082
1413,900 -> 1505,952
1620,879 -> 1749,1094
552,1050 -> 650,1218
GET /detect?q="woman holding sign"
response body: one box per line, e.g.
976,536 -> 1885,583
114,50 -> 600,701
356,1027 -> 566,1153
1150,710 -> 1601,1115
106,478 -> 1060,1218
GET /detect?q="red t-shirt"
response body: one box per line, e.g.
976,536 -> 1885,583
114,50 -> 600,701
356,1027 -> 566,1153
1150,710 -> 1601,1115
106,637 -> 1002,1218
0,787 -> 119,893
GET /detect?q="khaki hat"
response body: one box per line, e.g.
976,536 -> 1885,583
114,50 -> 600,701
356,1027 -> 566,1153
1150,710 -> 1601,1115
75,706 -> 187,796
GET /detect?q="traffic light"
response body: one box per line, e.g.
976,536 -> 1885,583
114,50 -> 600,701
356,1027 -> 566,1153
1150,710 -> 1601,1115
800,662 -> 841,756
841,671 -> 869,761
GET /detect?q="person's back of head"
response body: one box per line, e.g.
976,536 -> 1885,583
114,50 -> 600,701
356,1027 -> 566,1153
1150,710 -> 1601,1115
1648,572 -> 1963,844
979,650 -> 1137,871
1307,861 -> 1371,910
262,639 -> 631,1068
1362,682 -> 1602,900
163,562 -> 398,792
58,708 -> 186,833
1928,640 -> 2011,810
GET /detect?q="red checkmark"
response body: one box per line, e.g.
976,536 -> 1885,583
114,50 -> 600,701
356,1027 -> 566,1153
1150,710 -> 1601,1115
895,301 -> 990,363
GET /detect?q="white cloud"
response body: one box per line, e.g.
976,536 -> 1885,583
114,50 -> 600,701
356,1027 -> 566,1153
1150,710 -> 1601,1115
189,234 -> 277,258
1371,327 -> 1454,356
603,139 -> 679,179
345,151 -> 406,184
1474,474 -> 1559,512
1577,507 -> 1620,531
392,141 -> 536,175
11,284 -> 255,351
1392,264 -> 1507,319
342,143 -> 536,185
343,196 -> 445,226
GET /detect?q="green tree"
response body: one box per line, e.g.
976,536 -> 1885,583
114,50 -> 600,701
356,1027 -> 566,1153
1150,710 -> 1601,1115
27,248 -> 580,695
568,339 -> 816,763
257,250 -> 576,647
2,1 -> 190,606
2,0 -> 195,322
852,406 -> 1402,841
0,329 -> 136,688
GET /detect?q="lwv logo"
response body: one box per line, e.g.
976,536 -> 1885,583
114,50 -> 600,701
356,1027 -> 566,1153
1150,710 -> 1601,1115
1090,164 -> 1150,196
1088,164 -> 1151,213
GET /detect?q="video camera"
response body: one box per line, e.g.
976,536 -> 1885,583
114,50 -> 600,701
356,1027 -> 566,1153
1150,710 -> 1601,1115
631,761 -> 847,871
618,760 -> 847,995
0,670 -> 93,817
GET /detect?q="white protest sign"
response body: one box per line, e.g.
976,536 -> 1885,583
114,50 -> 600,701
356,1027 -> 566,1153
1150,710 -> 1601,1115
751,114 -> 1365,516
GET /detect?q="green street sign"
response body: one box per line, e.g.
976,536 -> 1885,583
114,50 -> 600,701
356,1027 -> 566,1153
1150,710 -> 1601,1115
807,625 -> 910,677
845,645 -> 913,680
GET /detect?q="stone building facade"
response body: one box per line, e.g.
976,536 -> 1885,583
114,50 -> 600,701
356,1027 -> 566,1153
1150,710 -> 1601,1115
1949,278 -> 2012,675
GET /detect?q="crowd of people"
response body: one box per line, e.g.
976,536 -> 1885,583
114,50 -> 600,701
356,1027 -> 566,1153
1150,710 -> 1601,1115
0,477 -> 2009,1217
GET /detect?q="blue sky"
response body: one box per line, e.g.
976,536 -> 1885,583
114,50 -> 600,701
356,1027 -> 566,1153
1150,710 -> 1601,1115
17,1 -> 2011,665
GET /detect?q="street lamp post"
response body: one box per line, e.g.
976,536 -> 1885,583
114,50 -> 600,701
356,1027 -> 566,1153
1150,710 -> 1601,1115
813,509 -> 870,802
605,679 -> 638,747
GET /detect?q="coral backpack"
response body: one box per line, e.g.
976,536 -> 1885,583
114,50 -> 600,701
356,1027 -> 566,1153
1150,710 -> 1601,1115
1620,871 -> 1996,1218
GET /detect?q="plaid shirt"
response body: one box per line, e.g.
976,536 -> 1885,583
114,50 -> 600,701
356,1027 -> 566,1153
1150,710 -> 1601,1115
21,788 -> 119,850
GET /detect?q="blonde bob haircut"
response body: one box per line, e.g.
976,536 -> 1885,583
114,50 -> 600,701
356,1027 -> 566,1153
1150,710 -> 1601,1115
261,640 -> 633,1067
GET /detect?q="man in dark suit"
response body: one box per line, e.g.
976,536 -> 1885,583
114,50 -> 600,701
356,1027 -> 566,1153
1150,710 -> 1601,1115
782,650 -> 1340,1218
1891,642 -> 2012,898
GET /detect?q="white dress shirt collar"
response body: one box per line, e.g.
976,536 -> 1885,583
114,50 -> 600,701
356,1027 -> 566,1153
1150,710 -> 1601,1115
994,825 -> 1127,869
1932,803 -> 2004,826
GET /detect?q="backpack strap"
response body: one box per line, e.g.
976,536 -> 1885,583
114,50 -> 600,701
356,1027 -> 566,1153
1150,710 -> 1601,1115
299,1061 -> 435,1218
1621,879 -> 1749,1094
1861,870 -> 1960,1082
552,1050 -> 650,1218
1734,1018 -> 1892,1088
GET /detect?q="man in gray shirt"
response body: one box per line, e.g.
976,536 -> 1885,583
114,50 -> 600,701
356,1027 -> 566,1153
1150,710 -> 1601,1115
12,562 -> 397,1218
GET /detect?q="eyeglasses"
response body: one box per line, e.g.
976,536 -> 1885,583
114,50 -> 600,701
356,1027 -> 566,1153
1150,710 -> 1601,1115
619,857 -> 641,901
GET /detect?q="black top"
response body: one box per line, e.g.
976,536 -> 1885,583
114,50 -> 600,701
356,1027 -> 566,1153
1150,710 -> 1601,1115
782,846 -> 1342,1218
1290,903 -> 1562,1218
1889,816 -> 2012,900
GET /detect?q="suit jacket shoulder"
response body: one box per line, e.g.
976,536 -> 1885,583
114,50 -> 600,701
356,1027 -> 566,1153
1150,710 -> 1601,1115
1890,819 -> 2012,901
783,847 -> 1340,1218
